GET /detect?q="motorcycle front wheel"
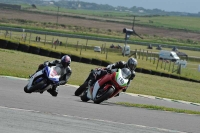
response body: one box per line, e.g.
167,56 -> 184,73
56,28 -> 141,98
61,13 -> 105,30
93,87 -> 114,104
24,79 -> 46,93
75,82 -> 88,96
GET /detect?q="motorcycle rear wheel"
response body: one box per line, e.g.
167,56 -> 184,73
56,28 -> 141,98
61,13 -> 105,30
75,82 -> 88,96
94,87 -> 114,104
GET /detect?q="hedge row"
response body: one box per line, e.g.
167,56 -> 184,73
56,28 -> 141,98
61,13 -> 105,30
0,39 -> 199,83
135,68 -> 200,83
0,39 -> 110,67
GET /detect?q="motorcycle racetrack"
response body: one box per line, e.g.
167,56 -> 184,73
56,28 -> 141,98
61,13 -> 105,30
0,76 -> 199,133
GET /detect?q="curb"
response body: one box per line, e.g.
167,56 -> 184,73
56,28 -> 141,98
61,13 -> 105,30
1,76 -> 200,107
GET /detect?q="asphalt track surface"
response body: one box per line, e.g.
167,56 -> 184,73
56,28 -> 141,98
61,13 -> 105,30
0,76 -> 199,133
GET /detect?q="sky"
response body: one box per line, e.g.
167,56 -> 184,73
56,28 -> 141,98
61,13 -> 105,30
74,0 -> 200,13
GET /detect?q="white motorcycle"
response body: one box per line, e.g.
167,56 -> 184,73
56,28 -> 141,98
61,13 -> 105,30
24,66 -> 61,94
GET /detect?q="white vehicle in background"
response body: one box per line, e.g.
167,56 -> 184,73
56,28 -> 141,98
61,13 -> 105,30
159,50 -> 180,62
122,45 -> 130,56
94,46 -> 101,52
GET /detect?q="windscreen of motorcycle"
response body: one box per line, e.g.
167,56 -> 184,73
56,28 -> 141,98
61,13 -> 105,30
115,68 -> 130,87
48,66 -> 61,81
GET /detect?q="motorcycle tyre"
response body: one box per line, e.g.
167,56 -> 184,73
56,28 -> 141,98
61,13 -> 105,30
94,87 -> 114,104
80,91 -> 90,102
75,82 -> 88,96
24,79 -> 46,93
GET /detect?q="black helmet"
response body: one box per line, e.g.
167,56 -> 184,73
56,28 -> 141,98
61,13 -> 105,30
127,57 -> 137,70
61,55 -> 71,68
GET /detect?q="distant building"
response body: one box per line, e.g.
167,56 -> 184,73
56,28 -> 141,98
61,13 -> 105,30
139,10 -> 144,13
49,2 -> 54,5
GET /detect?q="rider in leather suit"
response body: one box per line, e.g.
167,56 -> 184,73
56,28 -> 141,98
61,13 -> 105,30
36,55 -> 72,97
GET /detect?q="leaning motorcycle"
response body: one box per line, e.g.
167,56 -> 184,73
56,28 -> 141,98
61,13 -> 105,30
24,66 -> 61,94
80,68 -> 131,104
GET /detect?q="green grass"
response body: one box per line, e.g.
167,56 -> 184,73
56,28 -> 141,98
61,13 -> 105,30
0,48 -> 200,104
1,34 -> 200,81
116,102 -> 200,115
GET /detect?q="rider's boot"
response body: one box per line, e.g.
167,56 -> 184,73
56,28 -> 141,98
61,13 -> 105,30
47,85 -> 58,97
87,79 -> 95,99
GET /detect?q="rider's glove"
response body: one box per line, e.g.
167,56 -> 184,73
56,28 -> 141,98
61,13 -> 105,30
105,68 -> 112,74
43,61 -> 50,66
106,64 -> 113,70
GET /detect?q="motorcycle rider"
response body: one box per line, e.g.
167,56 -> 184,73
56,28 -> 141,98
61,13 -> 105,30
86,57 -> 137,97
34,55 -> 72,97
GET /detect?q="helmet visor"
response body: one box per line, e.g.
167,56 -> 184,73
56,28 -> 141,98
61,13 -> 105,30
128,63 -> 136,70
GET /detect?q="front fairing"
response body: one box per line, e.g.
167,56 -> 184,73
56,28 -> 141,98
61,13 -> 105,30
44,66 -> 61,82
90,69 -> 129,100
115,69 -> 129,87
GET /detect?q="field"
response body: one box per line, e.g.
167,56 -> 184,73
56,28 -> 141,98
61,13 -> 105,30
1,8 -> 200,44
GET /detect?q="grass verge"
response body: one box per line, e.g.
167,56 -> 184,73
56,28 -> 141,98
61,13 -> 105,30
116,102 -> 200,115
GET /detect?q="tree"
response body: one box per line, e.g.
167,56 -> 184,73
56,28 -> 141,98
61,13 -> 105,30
31,4 -> 36,8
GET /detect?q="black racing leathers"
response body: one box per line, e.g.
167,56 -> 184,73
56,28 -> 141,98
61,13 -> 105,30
106,61 -> 136,80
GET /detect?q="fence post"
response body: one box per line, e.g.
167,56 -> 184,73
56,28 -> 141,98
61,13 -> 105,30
156,58 -> 159,70
142,49 -> 144,60
76,41 -> 79,51
164,61 -> 167,70
44,34 -> 46,45
161,59 -> 164,69
177,64 -> 181,74
100,44 -> 103,54
172,62 -> 175,73
29,33 -> 32,44
80,44 -> 83,55
104,43 -> 106,54
51,37 -> 54,48
106,48 -> 108,59
85,39 -> 88,51
24,33 -> 27,42
153,56 -> 156,64
139,49 -> 141,59
168,61 -> 172,72
55,41 -> 57,49
150,51 -> 152,63
5,30 -> 8,38
146,50 -> 148,61
135,49 -> 137,59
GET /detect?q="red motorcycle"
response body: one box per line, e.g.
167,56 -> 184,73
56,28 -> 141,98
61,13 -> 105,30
80,68 -> 131,104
